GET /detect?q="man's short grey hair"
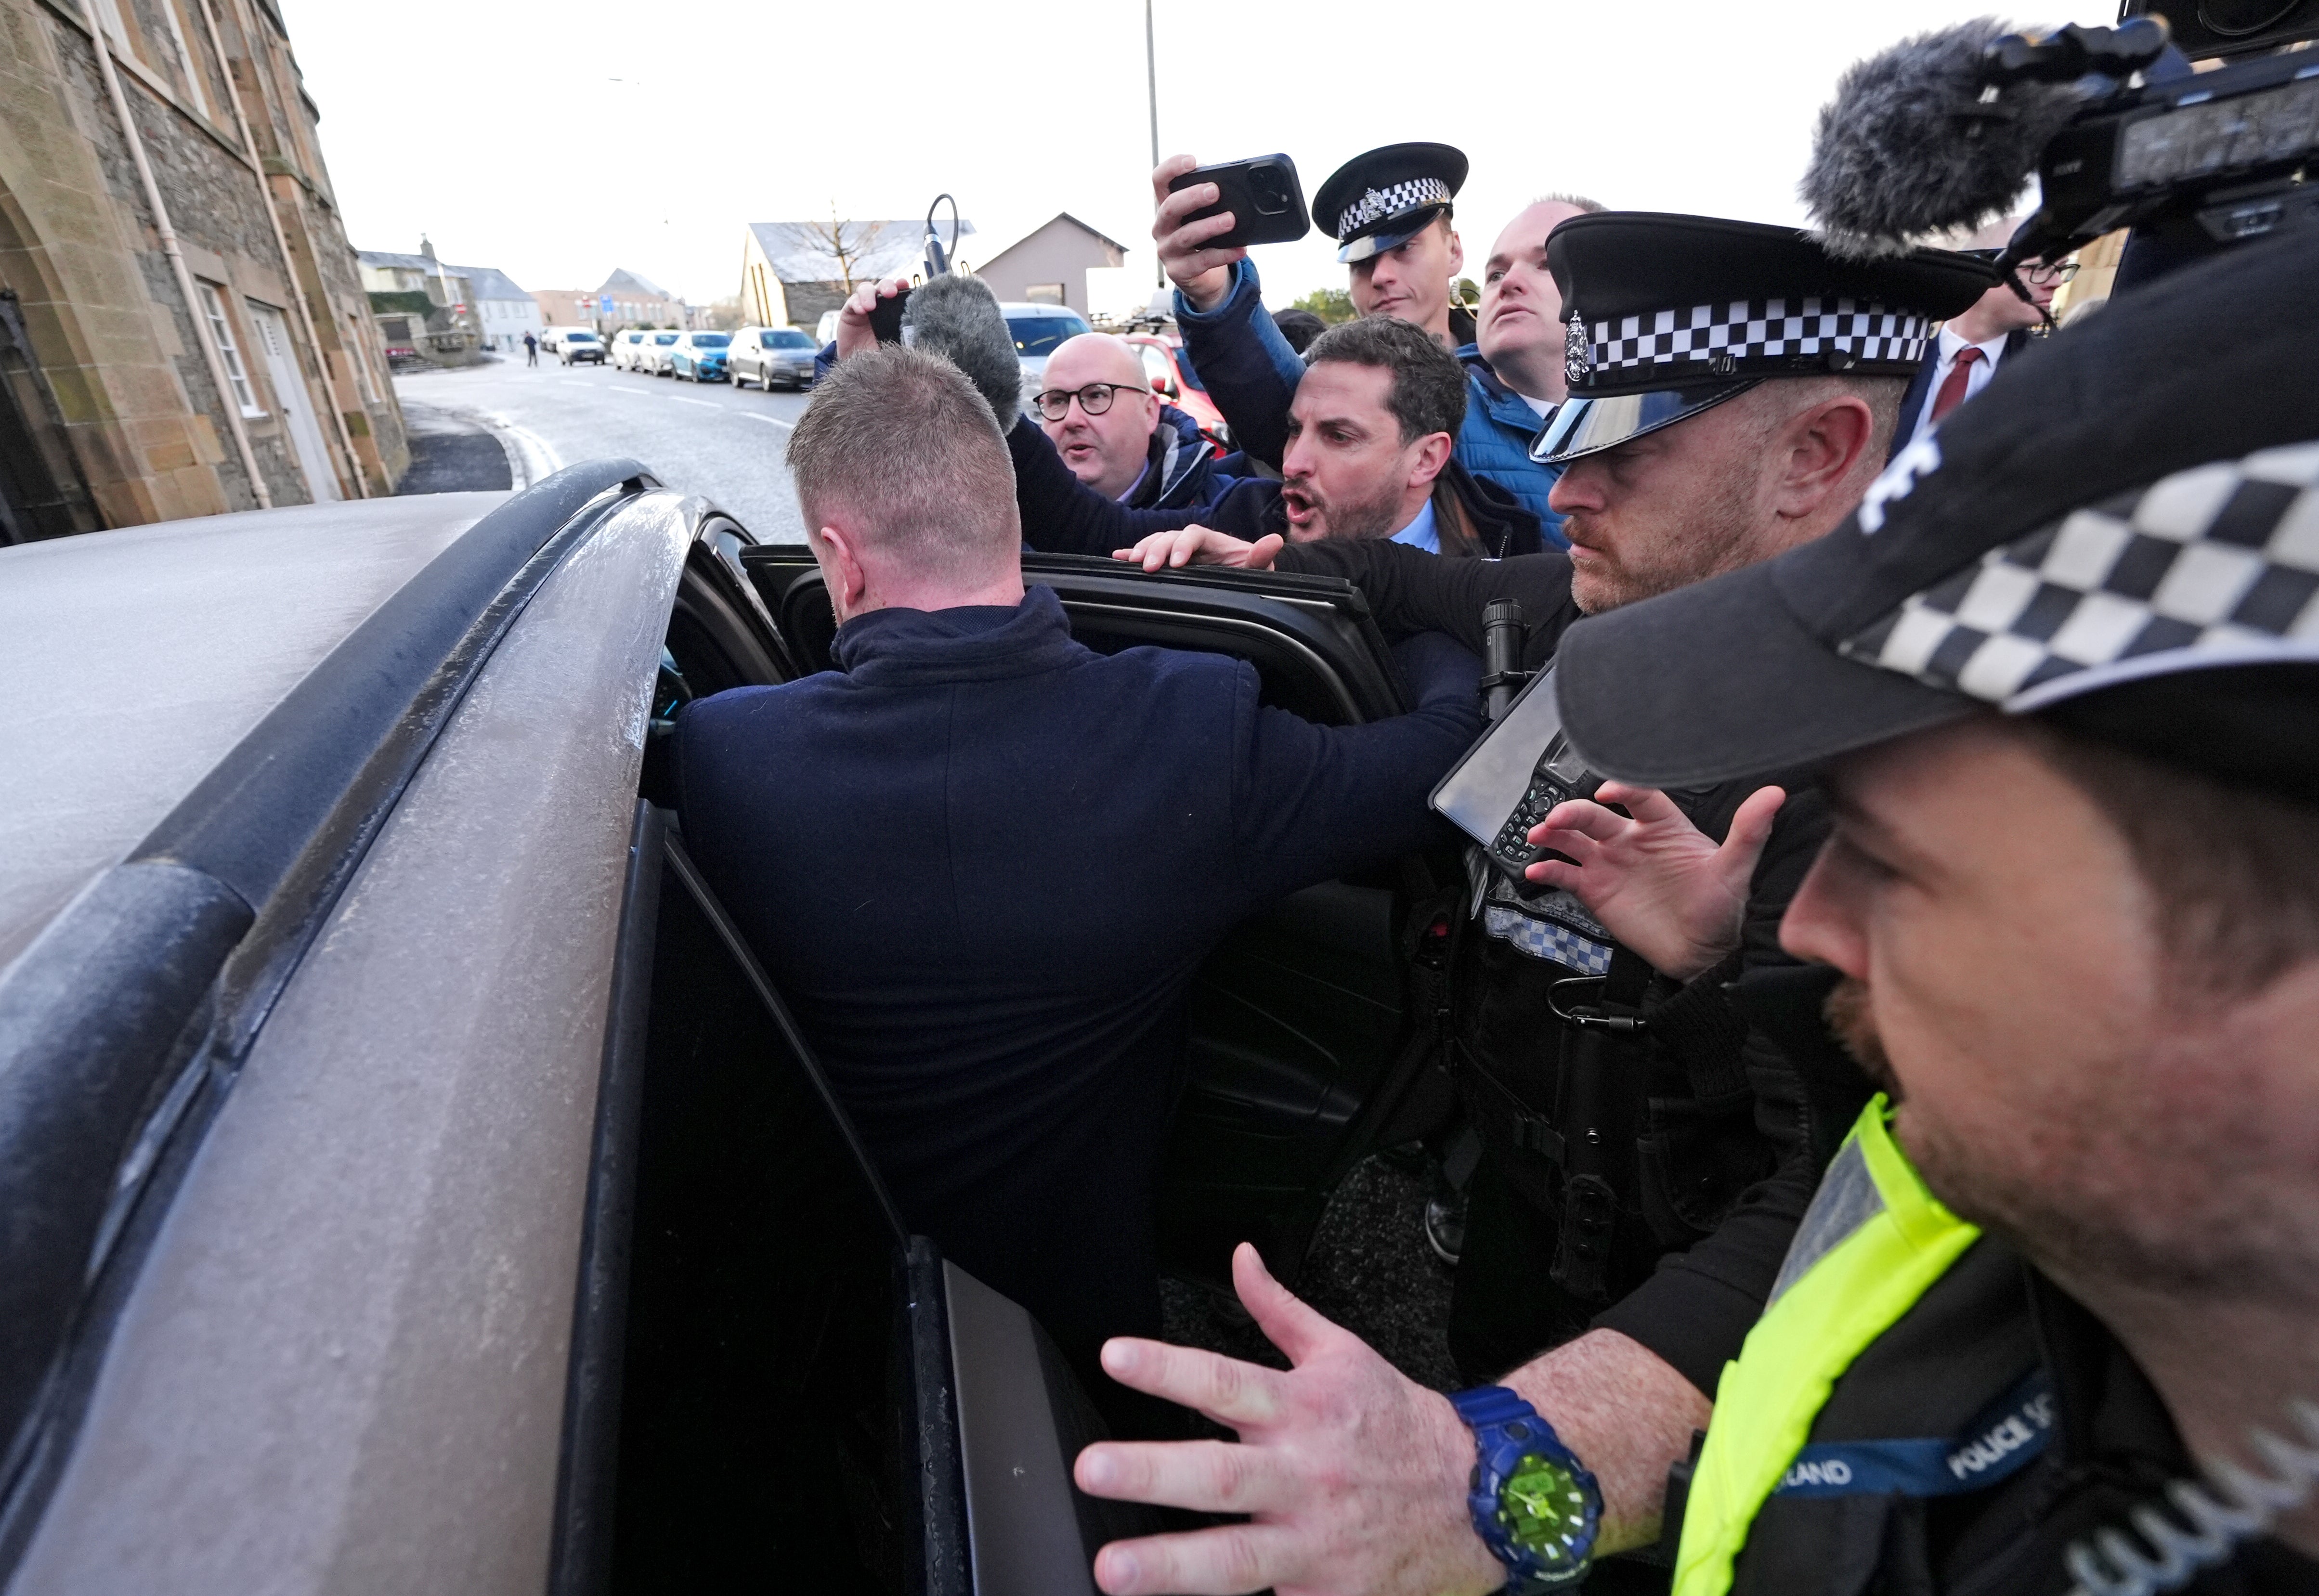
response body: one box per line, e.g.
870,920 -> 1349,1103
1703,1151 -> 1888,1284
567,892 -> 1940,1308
1533,192 -> 1607,213
786,344 -> 1021,576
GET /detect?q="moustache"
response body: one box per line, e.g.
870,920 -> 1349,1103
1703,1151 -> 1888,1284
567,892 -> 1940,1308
1823,976 -> 1897,1095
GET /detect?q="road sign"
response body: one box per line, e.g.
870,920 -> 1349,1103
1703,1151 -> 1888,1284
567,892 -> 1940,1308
599,295 -> 613,314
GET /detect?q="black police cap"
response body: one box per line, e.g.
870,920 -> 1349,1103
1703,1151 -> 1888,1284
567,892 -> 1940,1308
1548,231 -> 2319,809
1312,143 -> 1468,264
1532,213 -> 1996,463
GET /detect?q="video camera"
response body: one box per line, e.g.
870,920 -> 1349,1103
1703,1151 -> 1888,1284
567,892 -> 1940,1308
1805,8 -> 2318,288
2000,13 -> 2319,279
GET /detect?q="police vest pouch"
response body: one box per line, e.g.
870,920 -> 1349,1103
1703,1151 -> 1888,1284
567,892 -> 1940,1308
1431,665 -> 1603,882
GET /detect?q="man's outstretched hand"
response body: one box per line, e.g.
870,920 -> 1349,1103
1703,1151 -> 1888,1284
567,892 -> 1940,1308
1114,527 -> 1283,571
1074,1244 -> 1502,1596
834,274 -> 911,360
1525,781 -> 1786,981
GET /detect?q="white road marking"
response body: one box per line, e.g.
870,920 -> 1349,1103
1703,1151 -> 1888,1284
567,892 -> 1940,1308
744,414 -> 795,429
669,396 -> 717,408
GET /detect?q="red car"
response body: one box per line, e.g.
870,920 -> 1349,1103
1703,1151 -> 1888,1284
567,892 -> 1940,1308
1124,334 -> 1230,456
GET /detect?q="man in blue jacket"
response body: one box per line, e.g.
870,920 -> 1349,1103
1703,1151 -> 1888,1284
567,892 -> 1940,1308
1151,145 -> 1597,546
676,341 -> 1483,1408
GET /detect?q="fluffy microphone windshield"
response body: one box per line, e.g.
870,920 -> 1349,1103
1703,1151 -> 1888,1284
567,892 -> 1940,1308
903,274 -> 1022,431
1802,17 -> 2092,260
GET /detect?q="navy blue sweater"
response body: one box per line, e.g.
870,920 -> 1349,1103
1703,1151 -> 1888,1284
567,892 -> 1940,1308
676,587 -> 1481,1352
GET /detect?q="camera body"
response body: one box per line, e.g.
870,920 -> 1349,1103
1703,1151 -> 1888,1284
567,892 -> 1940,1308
1997,20 -> 2319,272
2118,0 -> 2319,62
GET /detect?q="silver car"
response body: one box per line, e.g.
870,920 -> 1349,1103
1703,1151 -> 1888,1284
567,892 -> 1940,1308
1001,302 -> 1093,409
729,325 -> 820,391
0,467 -> 1456,1590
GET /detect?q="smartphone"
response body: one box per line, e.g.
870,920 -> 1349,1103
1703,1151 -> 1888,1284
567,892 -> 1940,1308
1167,155 -> 1310,250
867,285 -> 911,345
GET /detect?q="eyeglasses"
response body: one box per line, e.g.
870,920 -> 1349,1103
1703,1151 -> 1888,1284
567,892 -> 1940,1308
1032,381 -> 1150,422
2020,260 -> 2080,285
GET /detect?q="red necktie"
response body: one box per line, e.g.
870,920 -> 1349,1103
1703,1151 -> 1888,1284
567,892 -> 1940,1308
1928,345 -> 1985,425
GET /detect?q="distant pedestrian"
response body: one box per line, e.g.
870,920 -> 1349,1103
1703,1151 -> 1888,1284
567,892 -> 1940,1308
523,331 -> 538,367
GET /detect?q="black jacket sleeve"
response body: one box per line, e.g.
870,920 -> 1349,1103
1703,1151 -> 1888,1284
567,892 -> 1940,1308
1230,631 -> 1482,903
1590,784 -> 1876,1396
1008,415 -> 1284,555
1273,541 -> 1583,661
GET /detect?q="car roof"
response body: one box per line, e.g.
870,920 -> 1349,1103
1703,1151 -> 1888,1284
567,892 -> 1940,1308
0,495 -> 500,969
999,302 -> 1088,317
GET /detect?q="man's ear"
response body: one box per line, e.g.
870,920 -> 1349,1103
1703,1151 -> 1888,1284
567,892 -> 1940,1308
813,522 -> 872,620
1408,430 -> 1455,490
1775,396 -> 1877,521
1444,222 -> 1465,279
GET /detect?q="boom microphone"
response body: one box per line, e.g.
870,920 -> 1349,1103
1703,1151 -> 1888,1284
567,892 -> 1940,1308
900,274 -> 1023,431
1800,17 -> 2099,259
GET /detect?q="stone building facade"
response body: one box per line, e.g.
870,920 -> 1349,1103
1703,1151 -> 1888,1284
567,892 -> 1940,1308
0,0 -> 403,538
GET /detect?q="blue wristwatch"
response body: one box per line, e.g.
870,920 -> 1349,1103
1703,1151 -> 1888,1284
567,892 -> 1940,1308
1448,1385 -> 1602,1591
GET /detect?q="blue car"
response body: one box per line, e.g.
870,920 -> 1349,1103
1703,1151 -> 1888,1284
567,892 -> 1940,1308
669,331 -> 730,382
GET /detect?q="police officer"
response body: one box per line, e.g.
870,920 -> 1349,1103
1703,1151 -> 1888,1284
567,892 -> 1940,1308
1082,214 -> 1991,1595
1546,229 -> 2318,1596
1153,143 -> 1583,541
1130,208 -> 1993,1381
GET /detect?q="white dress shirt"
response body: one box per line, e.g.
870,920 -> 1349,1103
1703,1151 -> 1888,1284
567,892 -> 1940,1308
1904,326 -> 2013,450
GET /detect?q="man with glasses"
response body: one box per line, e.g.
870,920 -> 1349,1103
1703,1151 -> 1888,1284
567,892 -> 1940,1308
1892,245 -> 2071,451
1035,332 -> 1229,512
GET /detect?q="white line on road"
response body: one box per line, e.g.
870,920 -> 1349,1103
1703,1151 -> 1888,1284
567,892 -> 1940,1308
669,397 -> 717,408
743,414 -> 795,429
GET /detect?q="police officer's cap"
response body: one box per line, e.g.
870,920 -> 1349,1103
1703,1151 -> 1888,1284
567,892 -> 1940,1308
1313,143 -> 1468,265
1532,213 -> 1995,465
1547,232 -> 2319,812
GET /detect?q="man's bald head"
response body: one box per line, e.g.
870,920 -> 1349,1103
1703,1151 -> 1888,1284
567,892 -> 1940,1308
1038,333 -> 1165,500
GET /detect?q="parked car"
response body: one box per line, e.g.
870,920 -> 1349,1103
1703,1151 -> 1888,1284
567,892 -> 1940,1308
0,467 -> 1456,1590
668,331 -> 730,383
638,330 -> 685,376
814,308 -> 841,348
729,326 -> 819,391
1125,333 -> 1232,453
558,329 -> 606,366
610,329 -> 652,371
1001,301 -> 1093,407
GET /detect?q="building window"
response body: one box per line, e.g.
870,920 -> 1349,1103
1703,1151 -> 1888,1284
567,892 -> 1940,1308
199,283 -> 263,416
1026,283 -> 1066,305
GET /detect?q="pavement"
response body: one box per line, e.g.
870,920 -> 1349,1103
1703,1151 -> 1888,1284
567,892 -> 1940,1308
1160,1153 -> 1461,1394
390,355 -> 813,539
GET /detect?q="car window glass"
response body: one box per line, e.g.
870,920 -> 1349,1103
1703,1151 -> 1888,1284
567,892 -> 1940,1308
691,334 -> 729,347
770,330 -> 813,349
1006,315 -> 1090,357
1138,345 -> 1172,387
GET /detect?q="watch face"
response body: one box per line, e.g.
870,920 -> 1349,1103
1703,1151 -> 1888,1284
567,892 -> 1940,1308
1498,1451 -> 1593,1568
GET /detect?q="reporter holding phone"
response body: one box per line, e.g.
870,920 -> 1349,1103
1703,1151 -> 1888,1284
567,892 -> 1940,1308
1153,143 -> 1592,544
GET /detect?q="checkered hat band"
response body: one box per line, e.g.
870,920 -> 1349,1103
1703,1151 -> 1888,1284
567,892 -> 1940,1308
1587,299 -> 1929,372
1337,177 -> 1451,239
1839,441 -> 2319,708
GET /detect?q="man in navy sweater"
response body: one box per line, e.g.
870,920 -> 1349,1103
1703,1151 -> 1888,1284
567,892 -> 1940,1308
676,343 -> 1482,1392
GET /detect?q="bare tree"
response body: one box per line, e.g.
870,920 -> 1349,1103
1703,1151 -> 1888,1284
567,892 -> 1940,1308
779,208 -> 892,294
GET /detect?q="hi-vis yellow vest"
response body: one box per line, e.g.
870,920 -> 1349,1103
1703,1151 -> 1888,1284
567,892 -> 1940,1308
1671,1096 -> 1980,1596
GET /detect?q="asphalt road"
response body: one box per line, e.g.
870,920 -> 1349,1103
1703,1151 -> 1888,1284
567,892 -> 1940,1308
393,355 -> 814,540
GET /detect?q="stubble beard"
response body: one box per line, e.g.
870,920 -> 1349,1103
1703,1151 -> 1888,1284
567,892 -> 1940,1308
1287,475 -> 1413,544
1564,467 -> 1763,615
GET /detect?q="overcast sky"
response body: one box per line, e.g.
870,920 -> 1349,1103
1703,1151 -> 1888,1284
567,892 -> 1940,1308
282,0 -> 2116,317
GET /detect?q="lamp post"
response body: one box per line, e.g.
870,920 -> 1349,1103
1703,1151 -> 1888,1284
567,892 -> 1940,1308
1146,0 -> 1162,289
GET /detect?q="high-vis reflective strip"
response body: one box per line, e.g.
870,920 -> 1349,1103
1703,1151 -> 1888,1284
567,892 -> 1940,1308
1770,1368 -> 2055,1499
1671,1097 -> 1981,1596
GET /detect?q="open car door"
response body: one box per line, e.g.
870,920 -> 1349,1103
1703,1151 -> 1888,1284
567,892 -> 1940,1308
739,549 -> 1462,1294
589,534 -> 1155,1595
